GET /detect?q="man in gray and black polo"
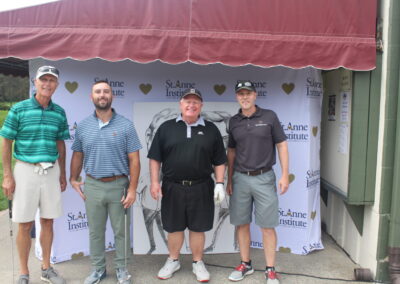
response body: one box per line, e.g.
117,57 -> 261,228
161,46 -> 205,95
226,81 -> 289,284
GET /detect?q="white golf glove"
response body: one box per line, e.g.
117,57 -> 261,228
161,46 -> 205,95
214,183 -> 225,205
34,162 -> 54,175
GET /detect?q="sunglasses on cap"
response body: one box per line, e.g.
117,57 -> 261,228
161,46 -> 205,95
38,66 -> 59,76
235,81 -> 256,92
236,82 -> 253,88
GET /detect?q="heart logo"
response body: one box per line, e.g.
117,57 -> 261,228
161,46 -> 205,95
311,211 -> 317,220
279,247 -> 291,253
65,81 -> 78,94
282,83 -> 295,95
71,252 -> 84,259
289,174 -> 295,184
139,83 -> 152,95
312,126 -> 318,137
214,84 -> 226,95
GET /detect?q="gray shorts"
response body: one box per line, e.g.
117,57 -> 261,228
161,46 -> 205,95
229,170 -> 279,228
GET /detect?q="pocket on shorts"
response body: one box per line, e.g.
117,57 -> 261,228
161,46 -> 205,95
232,171 -> 239,182
264,170 -> 276,183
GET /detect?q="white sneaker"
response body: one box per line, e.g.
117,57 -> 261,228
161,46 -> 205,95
157,258 -> 181,279
192,260 -> 210,282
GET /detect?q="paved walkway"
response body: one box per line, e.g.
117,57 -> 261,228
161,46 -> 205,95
0,209 -> 379,284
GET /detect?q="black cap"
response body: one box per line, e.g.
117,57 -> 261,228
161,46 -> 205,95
181,88 -> 203,101
235,81 -> 256,93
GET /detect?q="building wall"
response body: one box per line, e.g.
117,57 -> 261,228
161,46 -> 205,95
321,0 -> 390,278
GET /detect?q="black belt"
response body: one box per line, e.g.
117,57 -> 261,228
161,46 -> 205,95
239,167 -> 271,176
164,178 -> 209,186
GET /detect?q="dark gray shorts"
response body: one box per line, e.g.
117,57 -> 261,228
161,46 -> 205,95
229,170 -> 279,228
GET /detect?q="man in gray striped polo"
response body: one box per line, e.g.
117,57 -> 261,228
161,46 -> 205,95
70,80 -> 141,284
1,66 -> 70,284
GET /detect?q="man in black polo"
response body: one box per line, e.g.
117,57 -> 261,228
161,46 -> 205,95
227,81 -> 289,284
148,88 -> 226,282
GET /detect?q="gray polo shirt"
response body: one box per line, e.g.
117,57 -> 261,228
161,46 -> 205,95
228,106 -> 286,172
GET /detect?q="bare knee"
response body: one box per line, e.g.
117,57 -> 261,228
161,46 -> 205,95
237,224 -> 250,232
261,227 -> 276,237
40,218 -> 54,231
19,222 -> 34,234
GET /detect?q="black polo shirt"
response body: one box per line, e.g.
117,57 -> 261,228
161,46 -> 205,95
148,117 -> 227,180
228,106 -> 286,172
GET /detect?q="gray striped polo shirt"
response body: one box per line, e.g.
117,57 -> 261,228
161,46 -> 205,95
71,110 -> 142,178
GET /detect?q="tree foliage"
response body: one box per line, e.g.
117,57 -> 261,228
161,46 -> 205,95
0,74 -> 29,107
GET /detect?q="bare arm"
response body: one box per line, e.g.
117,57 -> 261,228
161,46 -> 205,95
226,147 -> 236,195
69,151 -> 85,200
276,141 -> 289,194
56,140 -> 67,191
1,138 -> 15,199
149,159 -> 162,200
122,151 -> 140,208
214,164 -> 225,184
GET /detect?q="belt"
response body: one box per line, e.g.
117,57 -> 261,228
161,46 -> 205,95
164,178 -> 209,186
16,159 -> 47,166
240,167 -> 271,176
86,174 -> 126,183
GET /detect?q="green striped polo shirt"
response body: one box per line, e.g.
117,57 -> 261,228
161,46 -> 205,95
0,95 -> 70,163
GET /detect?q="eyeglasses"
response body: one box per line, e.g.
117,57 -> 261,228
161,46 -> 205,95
38,66 -> 59,76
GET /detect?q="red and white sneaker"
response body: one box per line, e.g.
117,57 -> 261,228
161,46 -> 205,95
228,262 -> 254,281
265,268 -> 280,284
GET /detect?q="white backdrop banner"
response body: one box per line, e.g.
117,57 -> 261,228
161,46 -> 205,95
30,58 -> 323,262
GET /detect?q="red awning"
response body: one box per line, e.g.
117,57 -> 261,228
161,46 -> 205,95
0,0 -> 377,70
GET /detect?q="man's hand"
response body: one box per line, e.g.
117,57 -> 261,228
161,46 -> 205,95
278,174 -> 289,195
226,182 -> 233,196
150,182 -> 162,200
70,178 -> 85,200
121,188 -> 136,209
2,175 -> 15,199
60,173 -> 67,192
214,183 -> 225,205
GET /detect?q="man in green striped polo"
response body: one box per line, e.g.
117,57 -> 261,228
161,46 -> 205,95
1,66 -> 70,284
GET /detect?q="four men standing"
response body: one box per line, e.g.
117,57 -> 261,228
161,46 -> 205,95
1,68 -> 289,284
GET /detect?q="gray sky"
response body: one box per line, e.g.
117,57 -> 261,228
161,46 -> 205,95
0,0 -> 59,12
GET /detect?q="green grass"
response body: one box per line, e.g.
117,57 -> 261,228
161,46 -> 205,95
0,110 -> 9,211
0,145 -> 7,211
0,110 -> 7,126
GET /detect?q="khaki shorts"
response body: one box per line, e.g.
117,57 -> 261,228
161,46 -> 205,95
12,160 -> 62,223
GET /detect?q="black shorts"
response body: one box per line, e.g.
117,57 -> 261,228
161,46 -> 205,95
161,178 -> 214,233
